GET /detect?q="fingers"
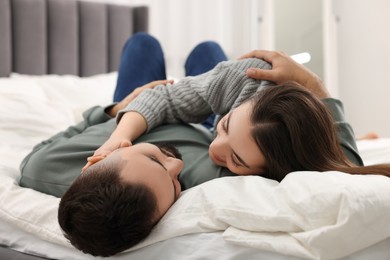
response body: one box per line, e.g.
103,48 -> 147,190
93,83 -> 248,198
88,155 -> 106,162
239,49 -> 266,59
239,50 -> 291,66
146,79 -> 174,88
81,161 -> 93,173
132,79 -> 175,98
81,139 -> 133,173
240,50 -> 279,82
356,132 -> 379,140
239,50 -> 276,63
246,67 -> 276,82
81,155 -> 106,173
159,79 -> 174,86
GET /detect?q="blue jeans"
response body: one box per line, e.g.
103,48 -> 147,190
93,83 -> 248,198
113,32 -> 227,129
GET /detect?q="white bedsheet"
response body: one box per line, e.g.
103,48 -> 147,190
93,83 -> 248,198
1,74 -> 390,260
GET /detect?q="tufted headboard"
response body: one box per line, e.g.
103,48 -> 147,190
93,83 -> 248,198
0,0 -> 148,77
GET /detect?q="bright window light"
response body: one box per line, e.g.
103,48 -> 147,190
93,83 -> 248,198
290,52 -> 311,64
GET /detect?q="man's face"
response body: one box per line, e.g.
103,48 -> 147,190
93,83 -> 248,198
107,143 -> 184,217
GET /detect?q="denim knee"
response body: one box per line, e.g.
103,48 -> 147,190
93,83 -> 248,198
185,41 -> 227,77
192,41 -> 224,54
123,32 -> 161,52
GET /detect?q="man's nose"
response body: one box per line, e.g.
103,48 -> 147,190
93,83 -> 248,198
166,157 -> 184,178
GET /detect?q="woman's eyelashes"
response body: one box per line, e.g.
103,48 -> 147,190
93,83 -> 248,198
231,156 -> 241,167
221,116 -> 242,168
221,117 -> 228,132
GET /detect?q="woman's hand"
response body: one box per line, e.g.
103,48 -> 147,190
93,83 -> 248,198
239,50 -> 330,99
81,138 -> 132,172
107,79 -> 174,117
82,110 -> 148,172
83,80 -> 173,172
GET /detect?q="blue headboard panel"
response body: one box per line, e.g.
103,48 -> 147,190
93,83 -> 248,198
0,0 -> 148,77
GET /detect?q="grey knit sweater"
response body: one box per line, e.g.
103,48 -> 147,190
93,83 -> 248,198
117,58 -> 363,166
117,58 -> 273,131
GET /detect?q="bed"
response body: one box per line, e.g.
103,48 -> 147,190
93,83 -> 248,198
1,0 -> 390,260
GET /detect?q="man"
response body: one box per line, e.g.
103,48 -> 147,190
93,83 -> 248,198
19,33 -> 234,257
19,34 -> 361,257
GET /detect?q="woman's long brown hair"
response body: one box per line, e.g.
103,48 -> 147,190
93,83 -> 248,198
250,82 -> 390,182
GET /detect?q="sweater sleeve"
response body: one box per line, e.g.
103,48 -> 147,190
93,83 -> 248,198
116,58 -> 272,132
322,98 -> 364,166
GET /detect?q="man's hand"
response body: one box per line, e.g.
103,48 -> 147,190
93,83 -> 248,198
107,79 -> 174,117
240,50 -> 330,99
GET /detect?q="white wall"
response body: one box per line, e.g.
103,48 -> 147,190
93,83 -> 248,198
82,0 -> 274,78
328,0 -> 390,137
145,0 -> 274,78
274,0 -> 323,79
273,0 -> 390,137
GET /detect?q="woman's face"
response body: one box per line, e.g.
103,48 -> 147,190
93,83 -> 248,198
209,101 -> 266,175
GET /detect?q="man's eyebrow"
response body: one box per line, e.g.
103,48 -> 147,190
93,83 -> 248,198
227,112 -> 251,169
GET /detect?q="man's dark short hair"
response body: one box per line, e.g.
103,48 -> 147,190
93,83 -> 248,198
58,161 -> 158,257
